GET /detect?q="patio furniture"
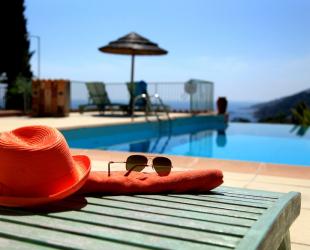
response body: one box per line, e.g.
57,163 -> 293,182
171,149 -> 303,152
127,80 -> 170,119
79,82 -> 129,114
0,186 -> 300,249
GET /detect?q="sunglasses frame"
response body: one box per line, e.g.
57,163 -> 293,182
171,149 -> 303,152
108,154 -> 172,176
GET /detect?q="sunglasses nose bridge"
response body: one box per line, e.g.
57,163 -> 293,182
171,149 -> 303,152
147,157 -> 154,165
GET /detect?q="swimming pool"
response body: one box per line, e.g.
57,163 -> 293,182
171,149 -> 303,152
62,117 -> 310,167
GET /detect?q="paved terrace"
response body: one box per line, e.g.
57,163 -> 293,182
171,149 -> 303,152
0,112 -> 309,250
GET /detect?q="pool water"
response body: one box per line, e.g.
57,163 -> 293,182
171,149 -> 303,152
63,119 -> 310,167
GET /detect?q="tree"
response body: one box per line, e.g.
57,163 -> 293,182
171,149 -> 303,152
0,0 -> 33,109
291,102 -> 310,126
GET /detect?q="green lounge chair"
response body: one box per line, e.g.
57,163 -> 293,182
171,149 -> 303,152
79,82 -> 129,114
127,81 -> 170,118
0,186 -> 301,249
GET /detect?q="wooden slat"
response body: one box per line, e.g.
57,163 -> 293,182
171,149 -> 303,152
197,193 -> 275,206
0,194 -> 245,248
51,81 -> 58,115
0,213 -> 237,250
79,199 -> 251,230
236,192 -> 301,250
210,192 -> 277,203
215,187 -> 282,199
0,220 -> 148,250
31,80 -> 40,116
169,194 -> 273,208
43,201 -> 249,235
83,196 -> 255,227
0,234 -> 59,250
39,81 -> 45,115
134,195 -> 267,213
44,80 -> 52,114
101,196 -> 261,220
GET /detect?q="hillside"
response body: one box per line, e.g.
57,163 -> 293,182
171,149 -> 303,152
253,88 -> 310,121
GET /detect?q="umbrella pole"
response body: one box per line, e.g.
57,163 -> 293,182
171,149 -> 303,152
129,54 -> 135,116
131,54 -> 135,84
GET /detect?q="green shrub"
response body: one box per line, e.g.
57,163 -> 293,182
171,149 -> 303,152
291,102 -> 310,126
8,75 -> 32,113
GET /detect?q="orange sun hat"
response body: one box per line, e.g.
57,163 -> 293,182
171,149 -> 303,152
0,125 -> 91,207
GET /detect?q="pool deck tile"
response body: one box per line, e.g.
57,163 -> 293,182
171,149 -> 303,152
0,111 -> 208,132
291,243 -> 310,250
258,163 -> 310,179
253,175 -> 310,188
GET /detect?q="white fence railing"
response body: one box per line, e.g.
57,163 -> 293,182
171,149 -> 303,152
71,80 -> 214,112
0,80 -> 214,113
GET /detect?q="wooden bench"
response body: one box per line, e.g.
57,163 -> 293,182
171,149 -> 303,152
0,186 -> 301,250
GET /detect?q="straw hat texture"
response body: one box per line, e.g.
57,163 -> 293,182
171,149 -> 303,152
0,125 -> 91,207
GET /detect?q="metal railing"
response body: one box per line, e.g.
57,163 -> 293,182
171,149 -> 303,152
70,80 -> 214,113
0,80 -> 214,113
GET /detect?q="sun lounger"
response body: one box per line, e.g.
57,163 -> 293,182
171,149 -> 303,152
79,82 -> 129,114
127,80 -> 170,118
0,186 -> 300,249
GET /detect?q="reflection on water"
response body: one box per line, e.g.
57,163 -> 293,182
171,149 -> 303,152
290,125 -> 309,137
129,140 -> 150,152
128,133 -> 172,154
189,130 -> 213,157
126,127 -> 228,158
216,129 -> 227,147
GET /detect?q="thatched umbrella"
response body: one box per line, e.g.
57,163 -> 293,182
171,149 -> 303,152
99,32 -> 168,84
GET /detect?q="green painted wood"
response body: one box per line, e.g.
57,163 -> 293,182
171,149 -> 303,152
63,201 -> 250,236
209,193 -> 277,203
1,206 -> 239,249
1,208 -> 243,246
215,186 -> 282,199
0,220 -> 150,250
0,234 -> 60,250
196,193 -> 275,205
101,196 -> 261,220
168,194 -> 274,208
0,187 -> 301,250
135,195 -> 268,213
83,196 -> 256,227
236,192 -> 301,250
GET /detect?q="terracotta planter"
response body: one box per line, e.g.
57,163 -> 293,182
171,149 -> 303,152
216,97 -> 228,114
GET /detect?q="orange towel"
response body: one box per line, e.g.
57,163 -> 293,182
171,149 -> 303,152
78,169 -> 223,195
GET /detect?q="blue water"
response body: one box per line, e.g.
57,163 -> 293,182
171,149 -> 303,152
63,120 -> 310,167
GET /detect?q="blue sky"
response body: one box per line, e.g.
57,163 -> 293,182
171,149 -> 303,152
25,0 -> 310,102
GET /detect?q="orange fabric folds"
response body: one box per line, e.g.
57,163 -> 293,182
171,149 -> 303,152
78,169 -> 224,195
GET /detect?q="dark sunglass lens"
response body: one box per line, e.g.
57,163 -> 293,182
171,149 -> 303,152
126,155 -> 148,172
153,157 -> 172,176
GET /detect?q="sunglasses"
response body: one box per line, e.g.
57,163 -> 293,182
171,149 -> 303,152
108,155 -> 172,177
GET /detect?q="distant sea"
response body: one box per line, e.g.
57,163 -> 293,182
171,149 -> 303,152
227,101 -> 258,122
71,99 -> 258,122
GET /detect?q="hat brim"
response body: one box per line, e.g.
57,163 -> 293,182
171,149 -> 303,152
0,155 -> 91,207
